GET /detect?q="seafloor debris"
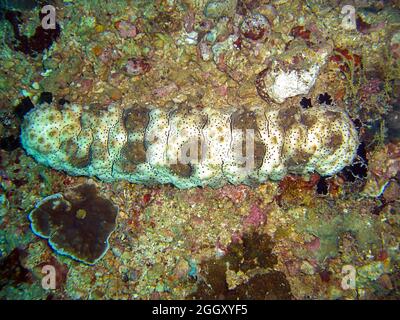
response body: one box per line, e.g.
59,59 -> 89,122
240,13 -> 270,41
204,0 -> 238,19
28,183 -> 118,264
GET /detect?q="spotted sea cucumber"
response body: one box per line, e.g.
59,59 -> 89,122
21,102 -> 359,189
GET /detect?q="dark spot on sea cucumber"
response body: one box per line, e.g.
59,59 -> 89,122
317,92 -> 332,105
278,107 -> 299,131
123,106 -> 150,133
300,113 -> 317,128
328,133 -> 343,149
300,97 -> 312,109
119,140 -> 147,172
170,163 -> 193,178
231,108 -> 266,170
62,138 -> 91,168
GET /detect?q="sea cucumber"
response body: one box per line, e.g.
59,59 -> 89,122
21,102 -> 359,189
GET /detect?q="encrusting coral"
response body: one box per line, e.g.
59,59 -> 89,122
28,183 -> 118,264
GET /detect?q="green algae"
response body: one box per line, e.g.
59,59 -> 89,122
296,206 -> 380,262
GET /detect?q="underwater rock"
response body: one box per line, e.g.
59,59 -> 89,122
290,26 -> 311,41
115,20 -> 137,39
21,101 -> 359,188
125,58 -> 151,76
28,184 -> 118,264
391,31 -> 400,59
382,180 -> 400,203
190,232 -> 293,299
256,40 -> 333,103
240,13 -> 270,41
198,39 -> 213,61
0,108 -> 22,151
204,0 -> 238,19
362,143 -> 400,197
386,109 -> 400,140
212,34 -> 238,63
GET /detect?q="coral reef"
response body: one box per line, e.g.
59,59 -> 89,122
29,183 -> 118,264
362,142 -> 400,197
0,0 -> 399,301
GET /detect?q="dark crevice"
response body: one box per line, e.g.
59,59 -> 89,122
340,142 -> 368,182
14,97 -> 35,120
38,91 -> 53,104
316,176 -> 328,195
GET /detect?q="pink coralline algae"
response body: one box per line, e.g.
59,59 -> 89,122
305,237 -> 321,252
217,185 -> 249,204
359,79 -> 383,102
153,82 -> 179,98
75,78 -> 93,93
99,47 -> 120,64
243,204 -> 267,229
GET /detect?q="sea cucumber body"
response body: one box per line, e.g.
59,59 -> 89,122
21,102 -> 359,188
